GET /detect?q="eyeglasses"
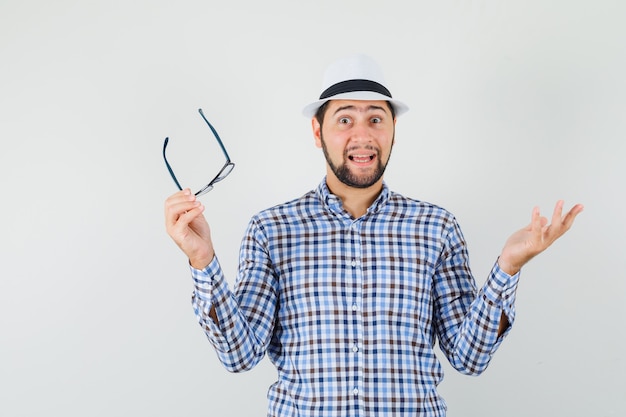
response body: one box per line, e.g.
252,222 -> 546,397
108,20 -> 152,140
163,108 -> 235,196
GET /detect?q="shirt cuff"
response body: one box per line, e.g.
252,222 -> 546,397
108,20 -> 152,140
190,256 -> 222,302
190,256 -> 233,352
483,260 -> 521,336
483,260 -> 520,304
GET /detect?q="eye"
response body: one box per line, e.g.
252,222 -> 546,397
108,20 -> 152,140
370,117 -> 382,124
339,117 -> 351,124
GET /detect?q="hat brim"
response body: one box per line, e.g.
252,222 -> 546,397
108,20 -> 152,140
302,91 -> 409,118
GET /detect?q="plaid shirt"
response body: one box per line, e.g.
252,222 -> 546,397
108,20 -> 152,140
191,179 -> 519,416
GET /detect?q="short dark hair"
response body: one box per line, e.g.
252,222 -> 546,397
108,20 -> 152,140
314,100 -> 396,127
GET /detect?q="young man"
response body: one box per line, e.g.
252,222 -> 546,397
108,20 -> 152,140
164,54 -> 583,416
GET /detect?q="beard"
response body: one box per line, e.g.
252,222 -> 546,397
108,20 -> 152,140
320,132 -> 393,189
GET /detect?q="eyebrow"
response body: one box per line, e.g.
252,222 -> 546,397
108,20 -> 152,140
332,104 -> 388,115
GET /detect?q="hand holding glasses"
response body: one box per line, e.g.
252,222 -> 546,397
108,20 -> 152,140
163,109 -> 235,196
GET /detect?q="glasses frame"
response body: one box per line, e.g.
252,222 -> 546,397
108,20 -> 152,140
163,108 -> 235,196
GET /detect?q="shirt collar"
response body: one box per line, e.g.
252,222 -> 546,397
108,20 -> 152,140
316,177 -> 390,218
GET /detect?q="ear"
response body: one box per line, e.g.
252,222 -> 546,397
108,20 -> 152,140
312,117 -> 322,149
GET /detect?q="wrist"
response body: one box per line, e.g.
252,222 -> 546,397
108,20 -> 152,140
497,256 -> 520,276
189,251 -> 214,270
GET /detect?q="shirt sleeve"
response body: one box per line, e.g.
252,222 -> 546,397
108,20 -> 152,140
433,217 -> 520,376
190,219 -> 279,373
190,257 -> 235,354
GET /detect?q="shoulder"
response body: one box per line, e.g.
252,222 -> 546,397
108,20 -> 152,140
386,190 -> 456,223
385,191 -> 467,247
251,189 -> 322,226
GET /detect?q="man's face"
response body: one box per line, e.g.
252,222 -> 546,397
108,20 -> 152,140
313,100 -> 396,189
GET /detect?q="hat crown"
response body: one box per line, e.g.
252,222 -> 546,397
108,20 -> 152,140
321,54 -> 387,91
301,54 -> 408,118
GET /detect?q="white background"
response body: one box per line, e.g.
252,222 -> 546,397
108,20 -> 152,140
1,1 -> 624,416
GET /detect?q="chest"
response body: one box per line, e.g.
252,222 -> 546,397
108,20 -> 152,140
269,220 -> 444,326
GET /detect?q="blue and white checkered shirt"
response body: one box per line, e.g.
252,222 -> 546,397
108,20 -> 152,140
191,179 -> 519,416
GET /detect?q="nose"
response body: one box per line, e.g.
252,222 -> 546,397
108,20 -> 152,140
349,120 -> 373,144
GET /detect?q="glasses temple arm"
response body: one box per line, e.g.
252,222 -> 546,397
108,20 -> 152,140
198,108 -> 232,161
162,137 -> 184,191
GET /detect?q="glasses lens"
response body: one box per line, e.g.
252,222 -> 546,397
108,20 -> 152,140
215,162 -> 234,182
195,162 -> 234,196
195,184 -> 214,197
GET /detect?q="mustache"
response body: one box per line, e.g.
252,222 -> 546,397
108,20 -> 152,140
344,144 -> 378,155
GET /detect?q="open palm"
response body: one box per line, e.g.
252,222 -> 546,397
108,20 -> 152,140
498,200 -> 584,275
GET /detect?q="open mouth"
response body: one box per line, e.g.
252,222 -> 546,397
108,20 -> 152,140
348,153 -> 376,163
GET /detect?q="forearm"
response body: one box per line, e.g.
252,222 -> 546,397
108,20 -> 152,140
191,257 -> 274,373
481,261 -> 518,343
442,261 -> 519,375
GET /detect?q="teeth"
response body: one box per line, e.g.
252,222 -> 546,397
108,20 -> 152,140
350,154 -> 374,162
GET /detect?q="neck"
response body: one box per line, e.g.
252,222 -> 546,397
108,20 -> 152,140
325,174 -> 383,218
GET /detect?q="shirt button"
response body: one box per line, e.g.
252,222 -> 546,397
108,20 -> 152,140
352,304 -> 358,311
352,345 -> 359,353
351,259 -> 357,267
353,388 -> 359,396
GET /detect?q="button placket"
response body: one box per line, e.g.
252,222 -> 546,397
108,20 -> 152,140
347,219 -> 364,412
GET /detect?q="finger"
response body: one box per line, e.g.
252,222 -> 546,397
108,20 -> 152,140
561,203 -> 584,229
165,190 -> 201,226
541,200 -> 564,236
531,206 -> 541,227
165,190 -> 190,215
530,206 -> 544,238
551,200 -> 564,225
545,202 -> 583,242
167,205 -> 206,240
166,201 -> 202,226
165,188 -> 195,206
165,196 -> 197,218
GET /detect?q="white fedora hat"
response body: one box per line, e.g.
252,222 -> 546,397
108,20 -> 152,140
302,54 -> 409,118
